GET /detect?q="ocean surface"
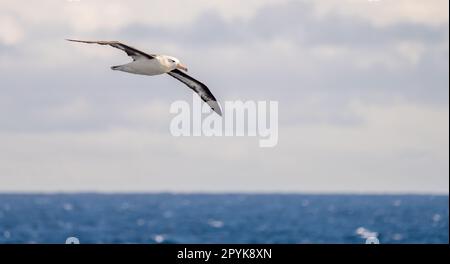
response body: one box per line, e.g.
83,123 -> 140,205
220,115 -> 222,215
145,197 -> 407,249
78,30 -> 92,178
0,194 -> 447,244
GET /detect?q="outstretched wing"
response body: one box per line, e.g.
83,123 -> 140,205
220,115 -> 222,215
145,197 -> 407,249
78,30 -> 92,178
167,69 -> 222,116
66,39 -> 155,61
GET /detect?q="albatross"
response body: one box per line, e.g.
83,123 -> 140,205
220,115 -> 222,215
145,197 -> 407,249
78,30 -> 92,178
66,39 -> 222,116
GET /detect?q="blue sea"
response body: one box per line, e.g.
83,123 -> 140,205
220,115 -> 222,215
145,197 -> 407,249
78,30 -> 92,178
0,194 -> 447,244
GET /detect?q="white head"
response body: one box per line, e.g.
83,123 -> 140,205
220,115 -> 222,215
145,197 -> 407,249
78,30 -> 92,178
163,55 -> 188,72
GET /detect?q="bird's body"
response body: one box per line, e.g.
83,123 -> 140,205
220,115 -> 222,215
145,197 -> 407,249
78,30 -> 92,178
67,39 -> 222,116
111,54 -> 183,76
112,56 -> 170,75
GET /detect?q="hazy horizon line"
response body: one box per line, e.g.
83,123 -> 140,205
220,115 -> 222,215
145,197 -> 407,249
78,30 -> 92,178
0,191 -> 448,196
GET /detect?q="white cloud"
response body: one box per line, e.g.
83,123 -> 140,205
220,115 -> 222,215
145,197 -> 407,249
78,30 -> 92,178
0,15 -> 24,45
0,101 -> 447,193
312,0 -> 449,28
0,0 -> 290,33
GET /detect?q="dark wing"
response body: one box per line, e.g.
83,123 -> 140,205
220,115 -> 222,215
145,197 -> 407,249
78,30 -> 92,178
66,39 -> 155,61
167,69 -> 222,116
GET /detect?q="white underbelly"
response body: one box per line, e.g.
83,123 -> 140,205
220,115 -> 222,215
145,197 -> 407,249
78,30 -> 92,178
124,59 -> 168,76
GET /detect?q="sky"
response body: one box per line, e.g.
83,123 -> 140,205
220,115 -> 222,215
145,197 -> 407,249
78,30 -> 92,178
0,0 -> 448,193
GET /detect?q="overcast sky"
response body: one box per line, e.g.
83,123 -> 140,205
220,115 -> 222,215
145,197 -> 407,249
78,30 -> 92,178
0,0 -> 448,193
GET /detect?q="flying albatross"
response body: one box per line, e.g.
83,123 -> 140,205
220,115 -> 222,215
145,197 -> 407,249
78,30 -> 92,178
66,39 -> 222,116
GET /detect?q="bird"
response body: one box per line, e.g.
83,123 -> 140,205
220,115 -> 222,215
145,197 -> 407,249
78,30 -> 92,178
66,39 -> 222,116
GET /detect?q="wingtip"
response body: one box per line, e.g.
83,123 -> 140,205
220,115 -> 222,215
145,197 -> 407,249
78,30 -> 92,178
214,107 -> 223,117
213,109 -> 222,117
209,101 -> 223,117
66,38 -> 84,43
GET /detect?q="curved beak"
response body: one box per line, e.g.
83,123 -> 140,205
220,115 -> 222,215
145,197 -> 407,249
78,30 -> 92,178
176,63 -> 188,72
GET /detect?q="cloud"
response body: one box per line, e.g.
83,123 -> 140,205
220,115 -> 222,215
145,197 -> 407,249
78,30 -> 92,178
312,0 -> 449,28
0,15 -> 24,45
0,102 -> 447,193
1,0 -> 291,33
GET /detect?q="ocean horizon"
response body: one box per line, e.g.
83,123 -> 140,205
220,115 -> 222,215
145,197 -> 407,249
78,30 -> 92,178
0,193 -> 448,244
